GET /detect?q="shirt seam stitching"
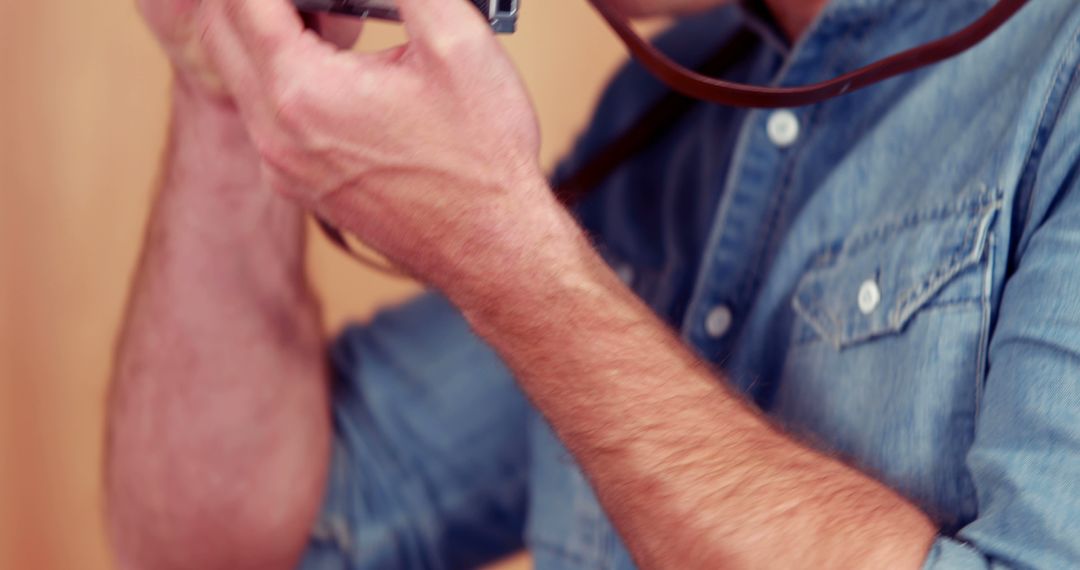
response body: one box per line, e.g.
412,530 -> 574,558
1014,20 -> 1080,258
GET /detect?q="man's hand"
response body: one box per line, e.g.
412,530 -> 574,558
196,0 -> 556,294
139,0 -> 362,100
122,0 -> 942,568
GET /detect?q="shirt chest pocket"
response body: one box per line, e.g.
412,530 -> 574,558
791,185 -> 1001,350
776,185 -> 1001,530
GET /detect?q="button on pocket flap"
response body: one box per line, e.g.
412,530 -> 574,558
793,185 -> 1001,349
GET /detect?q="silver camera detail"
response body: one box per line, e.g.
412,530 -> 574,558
293,0 -> 519,34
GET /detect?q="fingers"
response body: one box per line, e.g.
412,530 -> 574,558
201,0 -> 304,75
199,0 -> 322,131
395,0 -> 492,56
224,0 -> 304,53
313,13 -> 364,49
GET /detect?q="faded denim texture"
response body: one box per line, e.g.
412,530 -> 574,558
301,1 -> 1080,568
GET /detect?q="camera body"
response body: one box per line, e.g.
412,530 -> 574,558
293,0 -> 519,33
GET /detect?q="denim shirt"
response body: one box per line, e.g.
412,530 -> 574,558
300,1 -> 1080,568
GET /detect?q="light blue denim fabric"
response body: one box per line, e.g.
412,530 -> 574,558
300,1 -> 1080,568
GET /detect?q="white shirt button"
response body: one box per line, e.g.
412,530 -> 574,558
857,279 -> 882,315
704,305 -> 734,338
766,110 -> 800,148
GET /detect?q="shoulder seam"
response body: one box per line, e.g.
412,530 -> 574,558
1011,18 -> 1080,263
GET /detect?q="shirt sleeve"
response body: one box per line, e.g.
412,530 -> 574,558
922,64 -> 1080,569
298,292 -> 531,570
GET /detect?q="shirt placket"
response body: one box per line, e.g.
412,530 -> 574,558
680,14 -> 844,387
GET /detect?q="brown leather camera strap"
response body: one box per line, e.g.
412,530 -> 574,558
309,0 -> 1032,272
555,27 -> 759,204
588,0 -> 1031,108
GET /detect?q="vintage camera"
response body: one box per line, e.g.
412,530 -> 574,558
293,0 -> 519,33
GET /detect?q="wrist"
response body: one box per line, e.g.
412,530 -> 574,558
449,190 -> 627,339
151,78 -> 310,296
161,75 -> 268,204
169,78 -> 250,152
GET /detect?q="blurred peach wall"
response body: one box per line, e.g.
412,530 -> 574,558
0,0 -> 664,568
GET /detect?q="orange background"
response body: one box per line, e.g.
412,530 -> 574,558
0,0 -> 663,568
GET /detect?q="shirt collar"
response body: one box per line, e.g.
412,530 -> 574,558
739,0 -> 999,73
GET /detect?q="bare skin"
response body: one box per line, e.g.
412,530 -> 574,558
106,0 -> 936,569
107,85 -> 329,570
106,7 -> 360,569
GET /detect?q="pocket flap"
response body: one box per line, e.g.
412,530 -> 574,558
792,184 -> 1001,349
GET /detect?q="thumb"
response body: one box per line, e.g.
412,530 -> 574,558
301,12 -> 365,49
394,0 -> 492,53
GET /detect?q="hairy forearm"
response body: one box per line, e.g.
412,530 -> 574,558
458,204 -> 936,570
107,83 -> 330,570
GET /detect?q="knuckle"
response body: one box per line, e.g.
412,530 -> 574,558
267,76 -> 314,131
263,63 -> 317,127
426,31 -> 482,62
251,127 -> 295,173
264,169 -> 308,204
251,127 -> 314,205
